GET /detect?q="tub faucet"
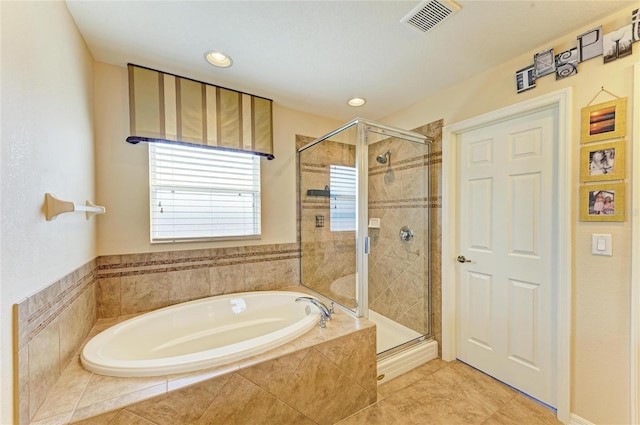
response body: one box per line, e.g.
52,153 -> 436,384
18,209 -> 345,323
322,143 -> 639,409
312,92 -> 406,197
295,297 -> 332,328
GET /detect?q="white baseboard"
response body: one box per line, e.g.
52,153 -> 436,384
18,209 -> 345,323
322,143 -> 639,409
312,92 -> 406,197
569,413 -> 596,425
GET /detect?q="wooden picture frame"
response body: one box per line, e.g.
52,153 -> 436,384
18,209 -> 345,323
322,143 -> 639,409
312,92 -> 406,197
581,97 -> 627,143
580,140 -> 625,182
579,183 -> 625,222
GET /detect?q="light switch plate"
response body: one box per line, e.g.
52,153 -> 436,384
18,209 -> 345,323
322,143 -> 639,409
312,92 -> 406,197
592,234 -> 612,256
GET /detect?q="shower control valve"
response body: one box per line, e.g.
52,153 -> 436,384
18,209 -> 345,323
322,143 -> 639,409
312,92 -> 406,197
399,226 -> 414,242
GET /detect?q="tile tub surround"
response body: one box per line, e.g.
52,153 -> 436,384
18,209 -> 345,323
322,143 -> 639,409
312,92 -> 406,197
13,260 -> 98,425
96,243 -> 300,318
14,243 -> 300,425
29,292 -> 376,425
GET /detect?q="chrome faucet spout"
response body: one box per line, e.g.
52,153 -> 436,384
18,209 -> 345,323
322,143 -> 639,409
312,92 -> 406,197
295,296 -> 332,320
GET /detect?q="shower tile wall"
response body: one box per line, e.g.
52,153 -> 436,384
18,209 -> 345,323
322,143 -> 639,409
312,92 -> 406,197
368,138 -> 430,334
298,139 -> 357,307
367,119 -> 442,345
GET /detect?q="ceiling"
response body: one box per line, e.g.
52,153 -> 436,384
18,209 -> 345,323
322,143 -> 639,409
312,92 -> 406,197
66,0 -> 635,122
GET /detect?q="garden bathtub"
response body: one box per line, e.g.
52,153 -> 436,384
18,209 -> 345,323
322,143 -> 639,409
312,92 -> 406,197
81,290 -> 319,377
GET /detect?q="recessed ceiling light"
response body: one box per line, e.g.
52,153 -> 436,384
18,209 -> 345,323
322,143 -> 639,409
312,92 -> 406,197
204,50 -> 233,68
348,97 -> 366,107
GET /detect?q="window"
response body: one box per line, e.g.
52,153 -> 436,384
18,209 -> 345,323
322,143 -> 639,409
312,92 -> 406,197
149,143 -> 261,242
329,165 -> 356,231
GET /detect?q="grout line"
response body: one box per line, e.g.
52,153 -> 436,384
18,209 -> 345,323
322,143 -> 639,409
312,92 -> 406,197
68,371 -> 94,423
454,358 -> 557,413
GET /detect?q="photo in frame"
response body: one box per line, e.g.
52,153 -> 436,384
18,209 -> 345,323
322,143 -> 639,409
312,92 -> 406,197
534,48 -> 555,77
515,64 -> 536,93
555,48 -> 578,80
579,183 -> 625,222
580,97 -> 627,143
580,140 -> 625,182
577,26 -> 603,62
603,25 -> 633,63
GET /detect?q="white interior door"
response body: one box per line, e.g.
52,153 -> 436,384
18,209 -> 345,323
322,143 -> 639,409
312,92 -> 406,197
455,106 -> 557,407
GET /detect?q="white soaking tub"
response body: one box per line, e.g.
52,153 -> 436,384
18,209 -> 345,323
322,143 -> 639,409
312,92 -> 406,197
81,291 -> 319,377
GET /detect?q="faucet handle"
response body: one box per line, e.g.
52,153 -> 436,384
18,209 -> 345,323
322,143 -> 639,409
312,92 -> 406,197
319,315 -> 327,329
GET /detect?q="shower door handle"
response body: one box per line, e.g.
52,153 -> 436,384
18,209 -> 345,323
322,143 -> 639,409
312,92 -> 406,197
364,236 -> 370,254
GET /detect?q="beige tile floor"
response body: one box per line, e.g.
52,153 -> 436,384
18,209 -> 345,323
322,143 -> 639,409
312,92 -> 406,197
337,359 -> 563,425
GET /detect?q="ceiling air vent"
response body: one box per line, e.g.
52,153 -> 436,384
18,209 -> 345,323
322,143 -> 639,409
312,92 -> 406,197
401,0 -> 461,34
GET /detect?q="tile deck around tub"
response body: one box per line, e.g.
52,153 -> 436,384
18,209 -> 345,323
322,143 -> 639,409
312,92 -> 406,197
30,287 -> 375,425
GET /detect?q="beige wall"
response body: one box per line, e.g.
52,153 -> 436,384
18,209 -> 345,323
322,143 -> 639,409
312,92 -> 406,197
0,1 -> 97,423
94,61 -> 342,255
382,7 -> 638,424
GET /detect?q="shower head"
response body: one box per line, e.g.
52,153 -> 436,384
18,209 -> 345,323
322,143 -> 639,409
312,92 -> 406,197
376,150 -> 391,165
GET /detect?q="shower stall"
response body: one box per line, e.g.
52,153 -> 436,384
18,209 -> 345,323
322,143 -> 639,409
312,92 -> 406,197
298,118 -> 437,382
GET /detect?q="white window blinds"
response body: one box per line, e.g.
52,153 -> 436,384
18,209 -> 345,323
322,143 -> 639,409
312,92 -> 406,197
330,165 -> 356,232
149,143 -> 261,242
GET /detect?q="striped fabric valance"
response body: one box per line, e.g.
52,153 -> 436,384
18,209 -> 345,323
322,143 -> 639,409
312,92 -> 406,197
127,64 -> 274,160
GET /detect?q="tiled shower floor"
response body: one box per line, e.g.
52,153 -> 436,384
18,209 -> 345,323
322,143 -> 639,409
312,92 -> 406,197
337,359 -> 563,425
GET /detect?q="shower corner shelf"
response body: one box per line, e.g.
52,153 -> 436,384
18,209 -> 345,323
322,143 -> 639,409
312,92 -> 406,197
45,193 -> 106,221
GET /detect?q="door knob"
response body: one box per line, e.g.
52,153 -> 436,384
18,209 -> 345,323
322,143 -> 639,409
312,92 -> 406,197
456,255 -> 471,263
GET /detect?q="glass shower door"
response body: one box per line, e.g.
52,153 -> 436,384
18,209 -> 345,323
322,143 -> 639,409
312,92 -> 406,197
299,123 -> 358,312
365,125 -> 431,355
298,118 -> 431,356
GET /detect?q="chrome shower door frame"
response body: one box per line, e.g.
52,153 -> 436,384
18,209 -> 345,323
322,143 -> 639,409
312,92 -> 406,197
298,117 -> 430,324
355,121 -> 369,317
